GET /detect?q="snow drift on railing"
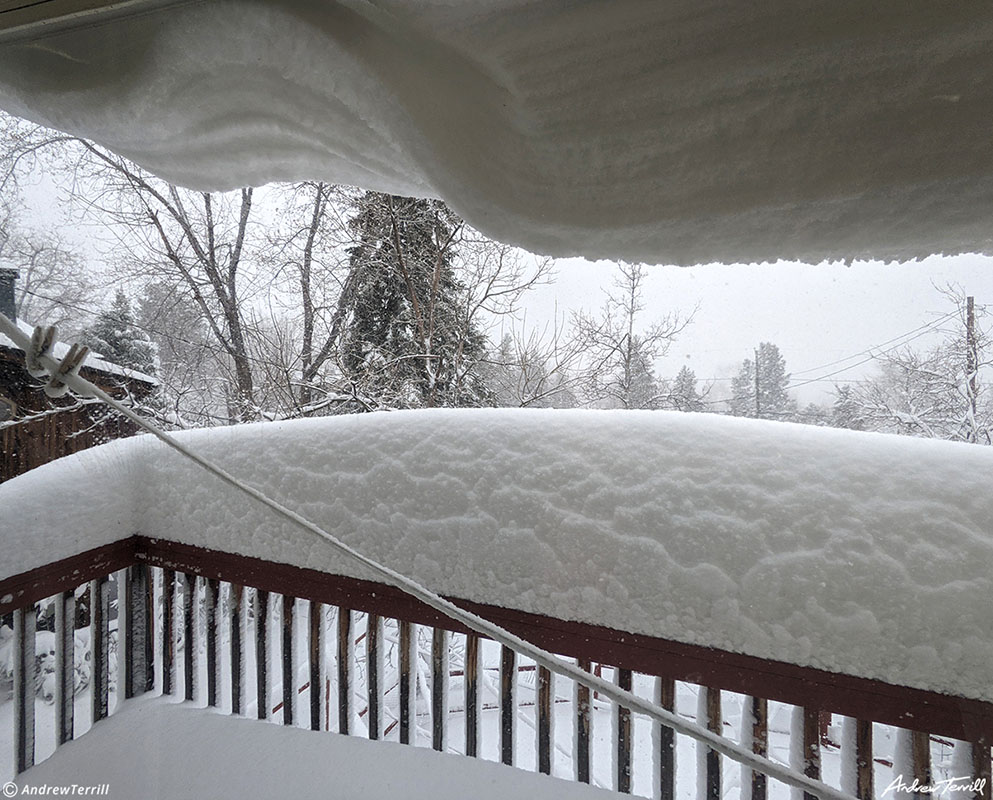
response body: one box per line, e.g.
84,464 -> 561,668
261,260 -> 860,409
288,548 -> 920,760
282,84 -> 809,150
2,0 -> 993,264
2,409 -> 992,705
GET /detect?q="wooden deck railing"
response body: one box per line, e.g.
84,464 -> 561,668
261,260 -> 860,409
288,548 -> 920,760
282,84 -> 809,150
2,535 -> 991,799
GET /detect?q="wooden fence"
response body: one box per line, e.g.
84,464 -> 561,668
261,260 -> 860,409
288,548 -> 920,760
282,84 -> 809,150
1,535 -> 991,799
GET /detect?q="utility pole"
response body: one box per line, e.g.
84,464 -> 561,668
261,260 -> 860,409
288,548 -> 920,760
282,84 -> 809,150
754,348 -> 761,418
966,295 -> 978,442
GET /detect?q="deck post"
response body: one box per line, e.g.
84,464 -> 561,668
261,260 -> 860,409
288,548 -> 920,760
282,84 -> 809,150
13,605 -> 36,774
55,589 -> 75,744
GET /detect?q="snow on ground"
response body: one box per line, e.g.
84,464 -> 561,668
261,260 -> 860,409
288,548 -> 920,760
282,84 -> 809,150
2,1 -> 992,264
8,697 -> 624,800
3,409 -> 992,705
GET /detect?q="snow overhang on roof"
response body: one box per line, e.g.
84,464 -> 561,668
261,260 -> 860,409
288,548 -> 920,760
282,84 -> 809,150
1,0 -> 992,265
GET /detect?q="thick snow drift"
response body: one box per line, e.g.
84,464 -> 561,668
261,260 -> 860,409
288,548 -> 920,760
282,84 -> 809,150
3,409 -> 993,704
1,0 -> 992,264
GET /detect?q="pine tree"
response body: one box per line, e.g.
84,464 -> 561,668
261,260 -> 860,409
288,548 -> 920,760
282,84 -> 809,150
339,192 -> 492,409
831,384 -> 865,430
669,365 -> 705,412
729,342 -> 795,419
82,290 -> 157,375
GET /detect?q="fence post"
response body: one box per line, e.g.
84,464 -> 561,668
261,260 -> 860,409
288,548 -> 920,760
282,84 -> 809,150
432,627 -> 449,751
538,665 -> 553,775
55,589 -> 75,745
802,708 -> 822,800
91,575 -> 110,722
256,589 -> 269,720
749,697 -> 768,800
162,569 -> 175,695
617,668 -> 633,793
13,605 -> 36,774
182,574 -> 195,703
205,578 -> 219,708
500,646 -> 516,766
368,613 -> 383,740
465,633 -> 480,757
337,608 -> 352,735
575,659 -> 592,784
282,594 -> 294,726
309,601 -> 323,731
125,564 -> 151,699
399,620 -> 415,744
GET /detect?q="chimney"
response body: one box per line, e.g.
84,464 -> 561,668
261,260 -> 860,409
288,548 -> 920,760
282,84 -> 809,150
0,268 -> 16,322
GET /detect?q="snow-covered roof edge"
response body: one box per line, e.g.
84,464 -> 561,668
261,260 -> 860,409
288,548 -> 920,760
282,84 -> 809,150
2,0 -> 992,264
1,319 -> 158,385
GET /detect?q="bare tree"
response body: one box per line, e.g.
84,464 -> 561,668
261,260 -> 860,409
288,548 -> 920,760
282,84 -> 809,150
838,291 -> 991,443
0,190 -> 93,333
571,262 -> 694,409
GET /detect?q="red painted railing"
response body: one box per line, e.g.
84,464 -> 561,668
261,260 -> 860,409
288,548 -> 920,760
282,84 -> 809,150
2,535 -> 991,799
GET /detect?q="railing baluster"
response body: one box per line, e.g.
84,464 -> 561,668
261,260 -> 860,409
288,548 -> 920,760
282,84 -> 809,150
432,627 -> 448,751
205,578 -> 219,708
855,719 -> 873,800
910,729 -> 931,795
749,697 -> 768,800
702,687 -> 721,800
973,738 -> 992,800
91,575 -> 110,722
13,604 -> 36,774
500,645 -> 516,766
124,564 -> 151,699
537,665 -> 552,775
309,601 -> 323,731
368,613 -> 383,740
162,568 -> 175,695
465,633 -> 480,757
617,668 -> 632,793
576,659 -> 592,784
282,594 -> 294,726
55,589 -> 75,745
230,583 -> 243,715
802,708 -> 821,800
338,607 -> 352,735
182,574 -> 195,703
399,620 -> 415,745
656,677 -> 676,800
256,588 -> 269,720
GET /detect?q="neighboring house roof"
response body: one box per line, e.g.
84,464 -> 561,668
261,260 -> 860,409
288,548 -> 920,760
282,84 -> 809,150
1,1 -> 992,265
0,318 -> 158,387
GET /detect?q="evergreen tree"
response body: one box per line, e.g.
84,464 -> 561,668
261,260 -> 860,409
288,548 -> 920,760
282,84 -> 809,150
729,342 -> 795,419
339,192 -> 492,408
831,384 -> 866,430
668,365 -> 705,412
82,290 -> 157,375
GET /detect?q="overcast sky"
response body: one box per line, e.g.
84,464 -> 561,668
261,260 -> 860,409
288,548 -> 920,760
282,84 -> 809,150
21,172 -> 993,408
518,254 -> 993,405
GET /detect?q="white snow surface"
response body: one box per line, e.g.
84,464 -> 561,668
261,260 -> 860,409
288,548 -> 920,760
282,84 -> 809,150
13,697 -> 620,800
3,408 -> 993,703
2,0 -> 992,264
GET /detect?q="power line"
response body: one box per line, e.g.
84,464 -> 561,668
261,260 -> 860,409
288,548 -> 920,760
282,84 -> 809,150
788,311 -> 958,377
786,312 -> 958,391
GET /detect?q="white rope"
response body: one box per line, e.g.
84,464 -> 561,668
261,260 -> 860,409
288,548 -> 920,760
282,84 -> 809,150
0,312 -> 855,800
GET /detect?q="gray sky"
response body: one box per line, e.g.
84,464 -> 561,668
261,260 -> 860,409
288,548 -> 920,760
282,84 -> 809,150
21,172 -> 993,408
519,254 -> 993,405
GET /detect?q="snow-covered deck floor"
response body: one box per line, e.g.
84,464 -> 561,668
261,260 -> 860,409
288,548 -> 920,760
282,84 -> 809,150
11,697 -> 619,800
